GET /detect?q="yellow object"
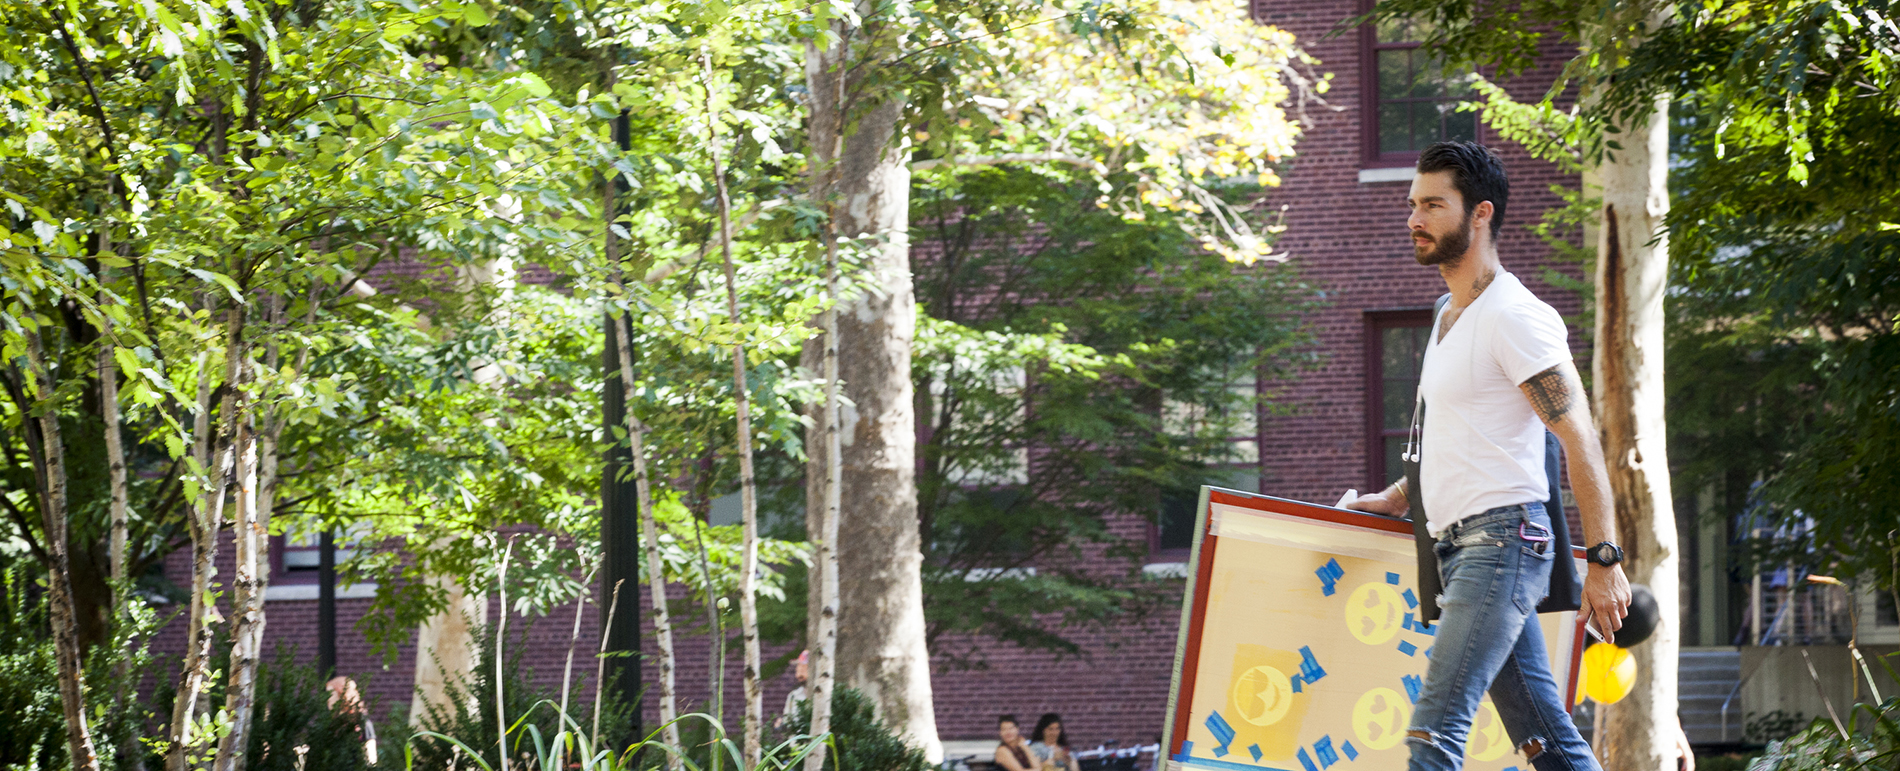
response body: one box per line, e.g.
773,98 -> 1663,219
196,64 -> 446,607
1231,665 -> 1295,727
1466,701 -> 1511,761
1350,687 -> 1412,751
1582,642 -> 1637,704
1344,582 -> 1406,645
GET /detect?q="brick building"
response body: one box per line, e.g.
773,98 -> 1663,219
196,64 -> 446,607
149,0 -> 1586,757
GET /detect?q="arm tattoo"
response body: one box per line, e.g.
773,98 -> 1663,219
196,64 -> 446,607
1522,365 -> 1576,425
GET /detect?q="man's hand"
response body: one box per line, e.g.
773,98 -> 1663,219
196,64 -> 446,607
1580,563 -> 1632,644
1344,486 -> 1408,517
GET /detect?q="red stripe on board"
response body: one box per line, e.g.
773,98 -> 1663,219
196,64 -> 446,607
1169,520 -> 1222,754
1206,488 -> 1414,535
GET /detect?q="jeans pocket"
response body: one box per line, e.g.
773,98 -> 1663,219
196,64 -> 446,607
1513,517 -> 1556,612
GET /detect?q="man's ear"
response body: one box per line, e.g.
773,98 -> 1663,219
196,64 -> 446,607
1473,200 -> 1495,236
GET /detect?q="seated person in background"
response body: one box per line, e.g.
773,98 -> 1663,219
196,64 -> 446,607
996,714 -> 1038,771
1029,713 -> 1076,771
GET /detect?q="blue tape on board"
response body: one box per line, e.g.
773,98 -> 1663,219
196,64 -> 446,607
1316,559 -> 1345,596
1298,646 -> 1326,683
1296,748 -> 1318,771
1402,674 -> 1423,704
1170,755 -> 1299,771
1402,588 -> 1419,608
1206,711 -> 1237,752
1398,640 -> 1418,656
1314,736 -> 1339,768
1385,572 -> 1400,585
1341,742 -> 1359,761
1249,745 -> 1263,763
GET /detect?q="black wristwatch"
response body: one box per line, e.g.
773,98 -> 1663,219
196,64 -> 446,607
1587,542 -> 1624,567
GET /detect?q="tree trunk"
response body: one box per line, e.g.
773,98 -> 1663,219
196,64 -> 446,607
804,10 -> 940,760
804,228 -> 845,771
1592,89 -> 1681,771
410,575 -> 490,723
703,48 -> 766,766
218,298 -> 282,771
22,325 -> 104,771
170,310 -> 244,771
99,316 -> 129,588
615,315 -> 682,765
215,415 -> 263,771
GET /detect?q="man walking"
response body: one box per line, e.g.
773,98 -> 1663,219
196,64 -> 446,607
1346,141 -> 1631,771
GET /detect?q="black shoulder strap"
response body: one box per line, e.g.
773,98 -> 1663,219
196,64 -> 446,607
1405,293 -> 1454,624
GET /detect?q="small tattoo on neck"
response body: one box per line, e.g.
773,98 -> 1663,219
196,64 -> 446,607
1471,268 -> 1497,300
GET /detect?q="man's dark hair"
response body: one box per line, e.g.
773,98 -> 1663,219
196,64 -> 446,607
999,714 -> 1019,727
1416,141 -> 1509,238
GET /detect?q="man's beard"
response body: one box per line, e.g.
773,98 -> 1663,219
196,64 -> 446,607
1414,211 -> 1474,266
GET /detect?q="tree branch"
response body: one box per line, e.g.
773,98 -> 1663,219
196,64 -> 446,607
44,4 -> 118,159
910,153 -> 1097,172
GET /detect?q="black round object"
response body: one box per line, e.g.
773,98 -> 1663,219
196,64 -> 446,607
1615,584 -> 1659,648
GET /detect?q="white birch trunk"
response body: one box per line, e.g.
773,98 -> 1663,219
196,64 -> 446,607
22,325 -> 103,771
804,230 -> 845,771
804,7 -> 940,759
98,314 -> 130,587
170,310 -> 244,771
702,48 -> 765,766
214,416 -> 262,771
1592,89 -> 1681,771
614,316 -> 682,765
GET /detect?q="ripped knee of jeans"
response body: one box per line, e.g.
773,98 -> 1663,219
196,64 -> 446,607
1405,729 -> 1441,750
1520,737 -> 1545,761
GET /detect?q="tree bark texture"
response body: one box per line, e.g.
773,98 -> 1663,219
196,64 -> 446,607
215,418 -> 263,771
804,11 -> 940,760
171,311 -> 244,771
1592,92 -> 1682,771
704,47 -> 766,764
615,314 -> 682,765
99,316 -> 130,587
22,326 -> 103,771
410,575 -> 490,723
804,236 -> 845,771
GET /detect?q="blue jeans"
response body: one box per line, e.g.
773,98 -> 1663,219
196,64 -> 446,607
1407,503 -> 1599,771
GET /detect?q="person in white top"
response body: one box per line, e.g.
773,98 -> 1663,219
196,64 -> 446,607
1345,141 -> 1631,771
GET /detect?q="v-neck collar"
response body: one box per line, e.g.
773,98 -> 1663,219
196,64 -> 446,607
1431,271 -> 1513,347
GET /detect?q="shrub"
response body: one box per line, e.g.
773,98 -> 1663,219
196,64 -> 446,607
1747,697 -> 1900,771
770,688 -> 931,771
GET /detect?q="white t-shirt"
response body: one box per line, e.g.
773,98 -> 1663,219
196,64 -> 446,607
1418,271 -> 1572,537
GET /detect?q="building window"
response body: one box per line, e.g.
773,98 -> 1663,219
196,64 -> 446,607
1366,310 -> 1433,491
1155,367 -> 1262,554
1363,9 -> 1479,164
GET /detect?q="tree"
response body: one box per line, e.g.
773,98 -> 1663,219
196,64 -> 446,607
799,1 -> 1321,755
1607,0 -> 1900,609
908,165 -> 1312,658
0,0 -> 607,762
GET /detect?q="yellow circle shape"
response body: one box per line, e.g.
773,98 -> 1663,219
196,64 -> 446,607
1230,665 -> 1295,727
1583,642 -> 1637,704
1466,701 -> 1510,761
1351,687 -> 1411,751
1344,582 -> 1406,645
